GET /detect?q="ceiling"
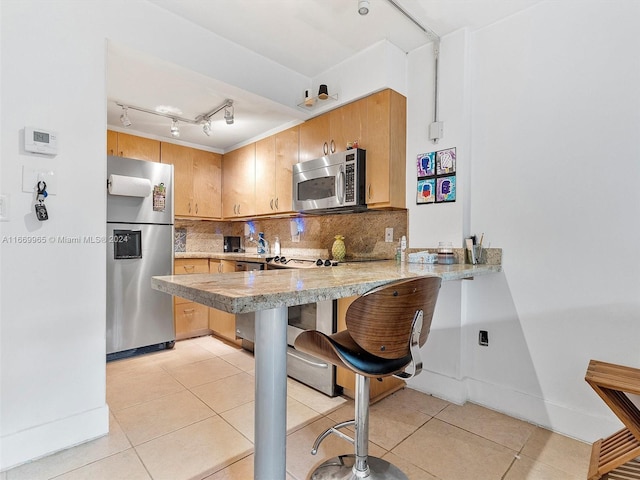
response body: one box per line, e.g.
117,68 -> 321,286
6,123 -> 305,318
107,0 -> 543,152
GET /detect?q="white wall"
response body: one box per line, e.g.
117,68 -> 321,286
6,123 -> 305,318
406,0 -> 640,441
0,0 -> 310,470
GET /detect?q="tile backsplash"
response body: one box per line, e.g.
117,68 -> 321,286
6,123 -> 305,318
175,209 -> 408,259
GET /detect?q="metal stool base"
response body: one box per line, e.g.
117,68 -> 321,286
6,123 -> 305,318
310,455 -> 408,480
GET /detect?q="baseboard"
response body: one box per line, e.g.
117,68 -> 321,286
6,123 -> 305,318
0,404 -> 109,471
465,377 -> 621,443
407,369 -> 468,405
408,372 -> 621,443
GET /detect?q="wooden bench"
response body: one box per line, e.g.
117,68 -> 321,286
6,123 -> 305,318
585,360 -> 640,480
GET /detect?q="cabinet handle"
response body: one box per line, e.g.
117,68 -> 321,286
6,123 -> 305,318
330,140 -> 335,153
119,151 -> 124,156
195,203 -> 198,214
275,197 -> 279,210
183,265 -> 195,273
188,202 -> 191,213
233,204 -> 237,214
367,184 -> 372,200
237,204 -> 241,215
270,198 -> 274,210
323,142 -> 328,155
183,308 -> 195,315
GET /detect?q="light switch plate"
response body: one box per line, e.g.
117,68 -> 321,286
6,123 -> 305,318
22,166 -> 57,194
385,227 -> 393,242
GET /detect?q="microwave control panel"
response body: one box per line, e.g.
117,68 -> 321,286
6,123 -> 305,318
345,162 -> 355,202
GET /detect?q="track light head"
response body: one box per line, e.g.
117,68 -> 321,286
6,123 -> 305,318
202,120 -> 212,136
170,119 -> 180,138
224,105 -> 234,125
120,106 -> 132,127
358,0 -> 369,15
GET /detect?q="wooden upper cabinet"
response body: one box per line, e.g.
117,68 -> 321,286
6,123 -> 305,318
298,114 -> 330,162
106,130 -> 160,162
274,126 -> 299,214
192,149 -> 222,219
329,98 -> 367,154
255,136 -> 276,215
160,142 -> 222,219
254,126 -> 299,216
160,143 -> 194,217
222,143 -> 256,218
362,89 -> 407,209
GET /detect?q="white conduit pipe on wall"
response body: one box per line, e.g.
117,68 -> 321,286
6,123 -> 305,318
384,0 -> 442,143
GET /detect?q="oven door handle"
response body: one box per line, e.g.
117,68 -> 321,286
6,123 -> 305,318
288,348 -> 329,368
336,166 -> 345,205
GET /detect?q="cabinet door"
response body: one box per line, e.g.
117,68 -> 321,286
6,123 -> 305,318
364,89 -> 406,208
330,99 -> 367,154
107,130 -> 118,156
299,114 -> 330,162
222,144 -> 255,218
274,126 -> 299,214
161,143 -> 193,217
175,302 -> 209,339
208,260 -> 241,345
192,149 -> 222,219
116,132 -> 161,162
254,136 -> 276,215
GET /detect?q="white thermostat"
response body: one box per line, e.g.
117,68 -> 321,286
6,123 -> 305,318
24,127 -> 58,155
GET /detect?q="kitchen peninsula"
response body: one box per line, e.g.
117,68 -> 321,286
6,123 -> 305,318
152,260 -> 500,479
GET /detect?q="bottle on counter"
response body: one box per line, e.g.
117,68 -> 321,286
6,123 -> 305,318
273,236 -> 281,256
400,235 -> 407,262
257,232 -> 268,255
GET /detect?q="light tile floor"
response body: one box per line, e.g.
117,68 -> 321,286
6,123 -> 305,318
4,335 -> 595,480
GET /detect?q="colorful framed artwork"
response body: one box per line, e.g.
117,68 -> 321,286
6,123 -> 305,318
416,178 -> 436,204
436,148 -> 456,175
436,176 -> 456,202
416,152 -> 435,177
416,147 -> 457,205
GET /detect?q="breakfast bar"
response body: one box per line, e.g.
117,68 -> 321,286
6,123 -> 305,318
152,260 -> 501,479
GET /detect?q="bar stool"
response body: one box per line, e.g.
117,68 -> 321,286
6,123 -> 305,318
294,276 -> 442,480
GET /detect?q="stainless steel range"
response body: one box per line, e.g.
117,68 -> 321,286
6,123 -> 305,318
235,256 -> 339,396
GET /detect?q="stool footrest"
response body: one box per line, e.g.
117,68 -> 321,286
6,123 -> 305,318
311,420 -> 355,455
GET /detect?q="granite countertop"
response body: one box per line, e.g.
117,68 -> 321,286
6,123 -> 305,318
152,260 -> 502,314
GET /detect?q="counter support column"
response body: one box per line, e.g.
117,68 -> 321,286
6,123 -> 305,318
254,306 -> 288,479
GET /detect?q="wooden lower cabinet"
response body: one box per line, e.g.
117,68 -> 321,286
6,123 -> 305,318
209,260 -> 242,345
175,301 -> 210,340
174,258 -> 210,340
336,296 -> 406,403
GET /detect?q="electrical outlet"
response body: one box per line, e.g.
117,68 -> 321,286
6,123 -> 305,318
385,227 -> 393,242
479,330 -> 489,346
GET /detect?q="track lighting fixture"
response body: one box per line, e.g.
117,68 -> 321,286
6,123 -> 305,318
115,99 -> 235,139
120,106 -> 132,127
224,105 -> 234,125
170,119 -> 180,138
202,120 -> 212,136
358,0 -> 369,15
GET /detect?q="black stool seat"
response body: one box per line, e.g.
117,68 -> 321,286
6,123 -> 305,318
295,330 -> 412,377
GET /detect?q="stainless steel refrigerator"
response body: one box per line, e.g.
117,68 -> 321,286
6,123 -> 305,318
106,156 -> 175,357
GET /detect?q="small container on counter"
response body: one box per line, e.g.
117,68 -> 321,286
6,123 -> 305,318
437,242 -> 455,265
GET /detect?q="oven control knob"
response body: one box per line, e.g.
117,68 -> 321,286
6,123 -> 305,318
280,256 -> 286,263
324,259 -> 332,267
273,256 -> 280,263
316,259 -> 324,266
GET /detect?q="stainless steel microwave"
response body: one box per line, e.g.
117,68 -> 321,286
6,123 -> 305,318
292,148 -> 366,213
